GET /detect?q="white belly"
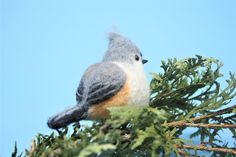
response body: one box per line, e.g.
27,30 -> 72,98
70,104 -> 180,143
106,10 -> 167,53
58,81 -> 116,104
114,62 -> 150,106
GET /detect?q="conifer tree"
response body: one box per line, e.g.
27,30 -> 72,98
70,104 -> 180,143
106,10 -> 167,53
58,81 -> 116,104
13,55 -> 236,157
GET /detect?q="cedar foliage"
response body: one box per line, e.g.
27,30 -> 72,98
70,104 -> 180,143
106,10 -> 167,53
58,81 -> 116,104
13,55 -> 236,157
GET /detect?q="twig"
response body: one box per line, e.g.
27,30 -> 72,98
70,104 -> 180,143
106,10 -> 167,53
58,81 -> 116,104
166,105 -> 236,127
178,150 -> 190,157
167,122 -> 236,128
180,144 -> 236,155
178,150 -> 203,157
191,105 -> 236,122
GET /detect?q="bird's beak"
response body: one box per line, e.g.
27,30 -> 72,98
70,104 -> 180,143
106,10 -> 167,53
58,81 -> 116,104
142,59 -> 148,64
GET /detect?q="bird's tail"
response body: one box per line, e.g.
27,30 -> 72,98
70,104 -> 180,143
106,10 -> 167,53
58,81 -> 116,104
47,104 -> 87,129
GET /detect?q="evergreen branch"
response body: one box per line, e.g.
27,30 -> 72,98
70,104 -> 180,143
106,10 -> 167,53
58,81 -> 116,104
191,105 -> 236,122
180,144 -> 236,155
178,150 -> 192,157
178,150 -> 203,157
14,56 -> 236,157
166,105 -> 236,127
166,122 -> 236,128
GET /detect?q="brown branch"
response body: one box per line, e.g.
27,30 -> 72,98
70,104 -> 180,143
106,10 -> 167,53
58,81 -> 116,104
166,105 -> 236,128
178,150 -> 203,157
178,150 -> 190,157
167,122 -> 236,128
191,105 -> 236,122
180,144 -> 236,155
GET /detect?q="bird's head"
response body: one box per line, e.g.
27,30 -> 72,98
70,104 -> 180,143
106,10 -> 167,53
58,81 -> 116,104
103,32 -> 148,65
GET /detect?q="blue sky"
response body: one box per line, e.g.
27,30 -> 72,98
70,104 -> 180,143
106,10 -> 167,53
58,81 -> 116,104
1,0 -> 236,156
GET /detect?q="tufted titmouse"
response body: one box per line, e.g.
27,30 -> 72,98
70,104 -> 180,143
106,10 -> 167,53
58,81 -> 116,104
47,33 -> 150,129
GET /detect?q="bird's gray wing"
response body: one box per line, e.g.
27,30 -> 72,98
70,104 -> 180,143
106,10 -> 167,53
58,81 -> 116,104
47,62 -> 126,130
76,81 -> 83,102
78,62 -> 127,106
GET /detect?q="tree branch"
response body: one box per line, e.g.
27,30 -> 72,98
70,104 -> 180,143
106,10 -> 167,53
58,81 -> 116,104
180,144 -> 236,155
178,150 -> 190,157
167,123 -> 236,128
191,105 -> 236,122
166,105 -> 236,128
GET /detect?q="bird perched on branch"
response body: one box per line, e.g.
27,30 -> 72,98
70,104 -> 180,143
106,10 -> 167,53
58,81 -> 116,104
47,33 -> 150,129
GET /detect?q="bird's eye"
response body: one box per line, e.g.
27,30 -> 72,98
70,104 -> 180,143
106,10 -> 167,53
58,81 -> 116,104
135,55 -> 140,61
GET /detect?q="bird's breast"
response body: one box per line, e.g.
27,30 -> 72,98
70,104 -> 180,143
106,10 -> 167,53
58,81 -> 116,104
114,62 -> 150,106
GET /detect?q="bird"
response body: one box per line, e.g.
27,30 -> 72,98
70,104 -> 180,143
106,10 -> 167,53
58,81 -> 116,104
47,32 -> 150,129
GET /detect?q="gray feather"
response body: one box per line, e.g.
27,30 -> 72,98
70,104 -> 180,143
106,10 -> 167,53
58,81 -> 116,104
76,81 -> 83,102
47,104 -> 88,129
47,62 -> 126,129
103,32 -> 142,64
80,62 -> 126,105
